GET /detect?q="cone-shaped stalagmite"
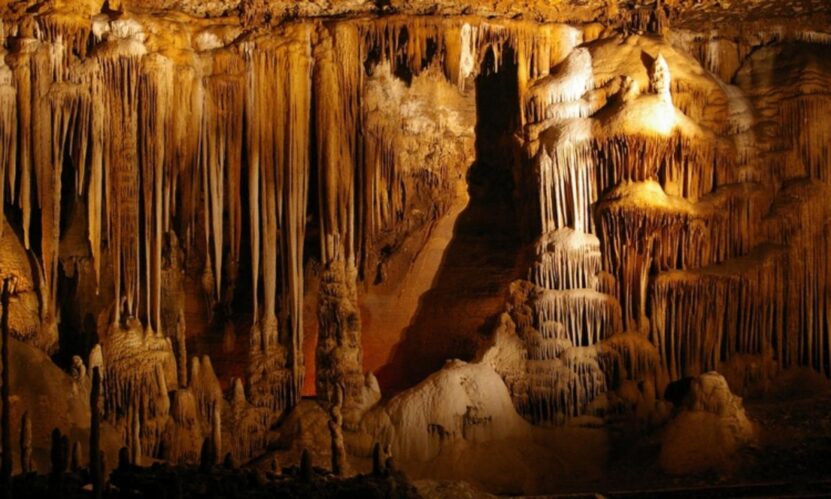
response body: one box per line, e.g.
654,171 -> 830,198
1,279 -> 12,499
90,367 -> 102,499
19,412 -> 32,474
328,384 -> 347,476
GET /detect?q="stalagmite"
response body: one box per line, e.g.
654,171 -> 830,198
90,366 -> 102,499
70,441 -> 82,472
211,401 -> 221,464
162,389 -> 202,464
49,428 -> 67,489
19,412 -> 32,474
102,320 -> 175,457
189,356 -> 220,422
328,383 -> 348,476
0,279 -> 10,497
650,53 -> 672,104
225,378 -> 269,463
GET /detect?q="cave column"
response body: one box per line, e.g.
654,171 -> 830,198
313,24 -> 369,425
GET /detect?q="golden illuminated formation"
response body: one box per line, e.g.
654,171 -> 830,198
0,0 -> 830,496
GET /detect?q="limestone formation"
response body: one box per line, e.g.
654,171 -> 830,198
660,372 -> 755,474
0,0 -> 830,495
90,367 -> 102,498
328,383 -> 347,476
19,412 -> 32,474
1,279 -> 10,497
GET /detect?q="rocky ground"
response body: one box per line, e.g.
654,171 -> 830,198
9,460 -> 422,498
567,370 -> 831,498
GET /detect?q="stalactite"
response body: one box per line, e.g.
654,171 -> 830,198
560,346 -> 609,412
530,228 -> 601,290
38,83 -> 86,342
34,13 -> 92,60
763,181 -> 831,373
166,62 -> 201,246
138,54 -> 173,333
199,49 -> 244,305
532,289 -> 622,348
0,52 -> 15,231
780,96 -> 831,183
600,332 -> 660,383
524,47 -> 594,124
243,25 -> 313,416
650,245 -> 786,381
9,40 -> 44,254
669,31 -> 749,84
316,24 -> 360,269
94,49 -> 144,323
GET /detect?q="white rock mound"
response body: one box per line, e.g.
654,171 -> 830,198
363,359 -> 531,464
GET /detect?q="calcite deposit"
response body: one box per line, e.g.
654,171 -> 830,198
1,0 -> 831,496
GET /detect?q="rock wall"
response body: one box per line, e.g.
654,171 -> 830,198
1,0 -> 830,468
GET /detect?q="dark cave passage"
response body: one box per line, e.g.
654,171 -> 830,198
374,46 -> 524,392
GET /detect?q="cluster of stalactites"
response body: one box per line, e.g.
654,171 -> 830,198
0,49 -> 16,236
522,342 -> 616,423
594,178 -> 770,331
763,181 -> 831,373
650,246 -> 786,381
357,17 -> 582,99
647,187 -> 830,383
3,36 -> 95,342
0,19 -> 322,446
536,133 -> 729,235
243,25 -> 314,413
508,225 -> 627,422
312,17 -> 498,284
523,46 -> 596,125
780,95 -> 831,184
533,289 -> 622,348
530,228 -> 602,290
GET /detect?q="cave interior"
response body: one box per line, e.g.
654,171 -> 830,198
2,0 -> 831,497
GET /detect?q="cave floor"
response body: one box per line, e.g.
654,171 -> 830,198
561,385 -> 831,498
